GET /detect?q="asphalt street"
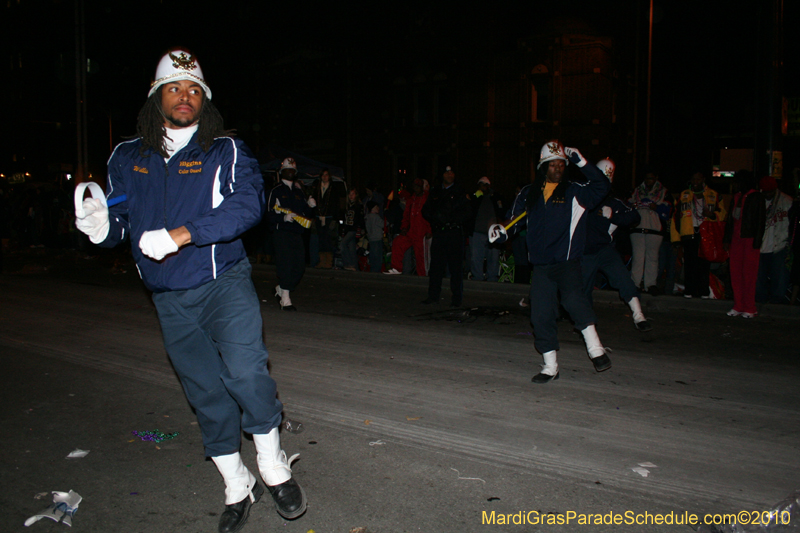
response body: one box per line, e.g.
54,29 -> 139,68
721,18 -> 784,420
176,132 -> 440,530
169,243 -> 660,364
1,249 -> 798,533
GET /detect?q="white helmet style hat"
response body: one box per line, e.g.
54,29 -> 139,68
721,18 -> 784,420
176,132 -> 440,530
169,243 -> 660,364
478,176 -> 491,185
537,141 -> 569,169
596,158 -> 616,181
280,158 -> 297,171
148,50 -> 212,100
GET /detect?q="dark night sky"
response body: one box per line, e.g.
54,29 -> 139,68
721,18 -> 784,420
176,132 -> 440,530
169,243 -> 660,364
3,0 -> 797,189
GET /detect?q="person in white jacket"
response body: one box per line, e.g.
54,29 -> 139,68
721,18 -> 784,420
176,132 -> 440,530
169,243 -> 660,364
629,169 -> 671,294
757,176 -> 792,303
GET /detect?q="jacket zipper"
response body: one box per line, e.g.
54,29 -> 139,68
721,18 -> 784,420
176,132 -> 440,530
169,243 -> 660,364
163,162 -> 169,227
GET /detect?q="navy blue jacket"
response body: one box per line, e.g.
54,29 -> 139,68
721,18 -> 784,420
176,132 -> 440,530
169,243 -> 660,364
584,196 -> 641,255
99,135 -> 264,293
509,158 -> 610,266
266,181 -> 313,234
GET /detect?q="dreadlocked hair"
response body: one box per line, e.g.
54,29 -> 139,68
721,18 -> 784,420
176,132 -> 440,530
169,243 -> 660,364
527,164 -> 568,209
135,88 -> 234,158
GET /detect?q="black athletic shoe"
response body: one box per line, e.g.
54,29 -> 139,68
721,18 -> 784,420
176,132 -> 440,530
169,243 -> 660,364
531,372 -> 559,384
591,353 -> 612,372
218,481 -> 263,533
634,320 -> 652,332
267,478 -> 307,519
421,297 -> 439,305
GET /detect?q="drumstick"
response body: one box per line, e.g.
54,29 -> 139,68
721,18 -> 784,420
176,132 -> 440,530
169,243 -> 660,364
504,211 -> 527,231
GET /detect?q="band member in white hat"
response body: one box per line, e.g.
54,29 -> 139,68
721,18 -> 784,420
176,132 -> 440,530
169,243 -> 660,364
75,49 -> 307,532
490,141 -> 612,384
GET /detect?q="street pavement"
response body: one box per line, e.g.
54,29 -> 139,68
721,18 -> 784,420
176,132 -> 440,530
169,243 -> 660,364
1,248 -> 798,533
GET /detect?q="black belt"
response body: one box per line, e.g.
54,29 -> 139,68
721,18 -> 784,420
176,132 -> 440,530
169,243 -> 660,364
631,228 -> 664,236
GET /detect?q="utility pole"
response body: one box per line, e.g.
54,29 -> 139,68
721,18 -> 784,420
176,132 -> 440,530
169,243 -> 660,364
631,1 -> 641,190
74,0 -> 88,183
645,0 -> 653,166
766,0 -> 784,178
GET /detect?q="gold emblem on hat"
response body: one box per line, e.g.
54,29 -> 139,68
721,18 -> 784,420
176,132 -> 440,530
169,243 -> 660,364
548,143 -> 562,156
169,52 -> 196,71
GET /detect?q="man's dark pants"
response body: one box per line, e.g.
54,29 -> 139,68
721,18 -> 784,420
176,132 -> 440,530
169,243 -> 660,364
427,228 -> 464,304
153,260 -> 283,457
530,259 -> 596,354
581,245 -> 639,307
682,234 -> 710,297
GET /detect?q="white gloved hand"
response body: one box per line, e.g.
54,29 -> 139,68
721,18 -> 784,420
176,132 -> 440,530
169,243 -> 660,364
139,228 -> 179,260
601,206 -> 613,219
75,198 -> 110,244
564,147 -> 587,167
283,212 -> 296,223
488,223 -> 508,244
307,197 -> 317,208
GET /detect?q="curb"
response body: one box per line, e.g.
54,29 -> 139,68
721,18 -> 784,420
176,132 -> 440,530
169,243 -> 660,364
250,263 -> 800,320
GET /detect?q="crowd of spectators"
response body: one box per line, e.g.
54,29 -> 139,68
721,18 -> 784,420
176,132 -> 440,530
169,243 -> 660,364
250,165 -> 800,312
2,165 -> 799,311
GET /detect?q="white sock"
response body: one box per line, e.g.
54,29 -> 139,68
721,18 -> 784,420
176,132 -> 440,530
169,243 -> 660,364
581,325 -> 606,358
541,350 -> 559,376
211,452 -> 258,505
280,290 -> 292,307
253,427 -> 293,486
628,297 -> 646,323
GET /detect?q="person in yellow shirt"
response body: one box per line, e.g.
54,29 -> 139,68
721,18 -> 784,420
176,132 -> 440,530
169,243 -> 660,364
672,171 -> 727,298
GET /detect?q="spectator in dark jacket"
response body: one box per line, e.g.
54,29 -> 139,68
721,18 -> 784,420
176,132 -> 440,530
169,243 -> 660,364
422,166 -> 472,307
469,176 -> 504,281
309,169 -> 340,269
365,200 -> 385,273
339,188 -> 363,271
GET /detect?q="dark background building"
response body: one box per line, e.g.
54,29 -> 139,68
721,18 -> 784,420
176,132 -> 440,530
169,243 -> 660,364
2,0 -> 797,201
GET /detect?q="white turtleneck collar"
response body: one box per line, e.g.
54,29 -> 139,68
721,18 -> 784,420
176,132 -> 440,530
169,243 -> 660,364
164,124 -> 198,162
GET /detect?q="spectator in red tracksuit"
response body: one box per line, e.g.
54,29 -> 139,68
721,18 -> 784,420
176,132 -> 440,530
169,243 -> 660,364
724,170 -> 766,318
384,179 -> 431,276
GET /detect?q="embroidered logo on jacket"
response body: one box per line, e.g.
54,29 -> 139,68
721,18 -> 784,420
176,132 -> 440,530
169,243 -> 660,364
178,161 -> 203,174
133,166 -> 149,174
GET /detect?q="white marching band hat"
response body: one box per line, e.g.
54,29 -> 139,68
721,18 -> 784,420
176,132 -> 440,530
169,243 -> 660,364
148,50 -> 212,100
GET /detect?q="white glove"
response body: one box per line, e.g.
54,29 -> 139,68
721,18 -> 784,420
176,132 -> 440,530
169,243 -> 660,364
139,228 -> 179,260
283,212 -> 296,223
601,206 -> 613,219
75,198 -> 110,244
564,147 -> 587,167
307,197 -> 317,208
488,223 -> 508,244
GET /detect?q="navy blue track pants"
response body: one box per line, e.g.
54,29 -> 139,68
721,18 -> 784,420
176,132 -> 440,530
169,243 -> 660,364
153,260 -> 283,457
